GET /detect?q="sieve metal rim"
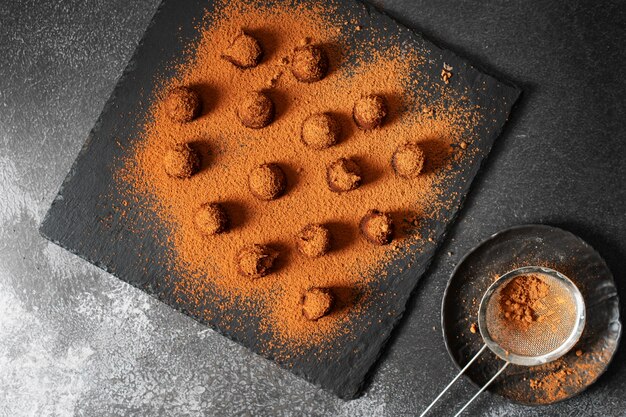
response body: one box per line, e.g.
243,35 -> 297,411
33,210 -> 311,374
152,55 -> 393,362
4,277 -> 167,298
477,266 -> 586,366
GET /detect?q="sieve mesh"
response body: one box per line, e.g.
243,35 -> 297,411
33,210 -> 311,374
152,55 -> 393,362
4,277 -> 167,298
484,273 -> 578,357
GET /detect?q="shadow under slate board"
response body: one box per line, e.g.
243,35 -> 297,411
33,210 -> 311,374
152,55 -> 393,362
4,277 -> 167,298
40,0 -> 520,399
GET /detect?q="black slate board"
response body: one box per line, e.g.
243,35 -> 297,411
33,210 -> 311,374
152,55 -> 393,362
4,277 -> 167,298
40,0 -> 520,398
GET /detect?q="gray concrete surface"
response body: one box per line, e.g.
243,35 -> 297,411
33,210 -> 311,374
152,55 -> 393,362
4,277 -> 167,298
1,0 -> 625,416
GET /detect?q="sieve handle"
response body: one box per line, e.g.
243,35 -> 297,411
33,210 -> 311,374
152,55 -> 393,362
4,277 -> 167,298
419,344 -> 488,417
453,361 -> 510,416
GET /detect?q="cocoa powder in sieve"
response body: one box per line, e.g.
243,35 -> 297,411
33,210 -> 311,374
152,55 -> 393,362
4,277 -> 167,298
500,274 -> 549,329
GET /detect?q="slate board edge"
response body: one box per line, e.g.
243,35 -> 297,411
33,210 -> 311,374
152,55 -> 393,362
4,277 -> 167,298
39,0 -> 167,239
38,0 -> 522,400
359,0 -> 523,94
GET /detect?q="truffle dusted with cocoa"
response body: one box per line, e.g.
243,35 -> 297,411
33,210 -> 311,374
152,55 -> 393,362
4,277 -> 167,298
360,209 -> 394,245
292,44 -> 329,83
326,157 -> 362,192
353,94 -> 388,130
163,144 -> 200,179
194,203 -> 228,236
164,87 -> 202,123
297,223 -> 331,258
237,91 -> 275,129
301,113 -> 341,150
302,288 -> 334,320
236,244 -> 278,278
392,142 -> 425,178
221,32 -> 263,68
248,163 -> 287,200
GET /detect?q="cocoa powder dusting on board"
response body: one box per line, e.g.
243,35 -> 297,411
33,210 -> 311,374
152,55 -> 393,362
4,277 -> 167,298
117,0 -> 482,357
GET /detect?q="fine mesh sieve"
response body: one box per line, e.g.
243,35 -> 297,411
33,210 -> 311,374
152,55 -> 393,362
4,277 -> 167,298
479,266 -> 585,366
421,266 -> 586,417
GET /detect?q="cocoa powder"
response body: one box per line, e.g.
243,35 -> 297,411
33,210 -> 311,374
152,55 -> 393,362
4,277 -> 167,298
117,0 -> 481,355
500,274 -> 549,329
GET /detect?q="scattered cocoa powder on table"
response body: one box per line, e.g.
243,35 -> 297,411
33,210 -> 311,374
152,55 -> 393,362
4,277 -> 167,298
117,0 -> 482,356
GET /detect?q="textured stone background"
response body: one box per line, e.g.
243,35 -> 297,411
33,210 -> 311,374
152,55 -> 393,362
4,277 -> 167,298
1,0 -> 625,416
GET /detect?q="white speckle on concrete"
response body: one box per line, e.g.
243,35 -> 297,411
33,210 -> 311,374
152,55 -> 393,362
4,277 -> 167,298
337,395 -> 386,416
0,156 -> 40,224
42,241 -> 100,280
0,284 -> 91,417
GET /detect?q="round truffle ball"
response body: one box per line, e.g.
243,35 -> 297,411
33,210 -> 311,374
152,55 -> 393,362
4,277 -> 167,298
301,113 -> 341,150
236,244 -> 278,279
353,94 -> 388,130
302,288 -> 334,321
164,144 -> 200,179
248,163 -> 287,201
392,142 -> 426,178
237,91 -> 275,129
297,224 -> 331,258
194,203 -> 228,236
164,87 -> 202,123
326,157 -> 362,192
291,45 -> 329,83
221,32 -> 263,68
359,209 -> 394,245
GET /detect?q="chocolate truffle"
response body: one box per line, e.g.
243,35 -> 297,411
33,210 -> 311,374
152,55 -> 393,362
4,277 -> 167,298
392,142 -> 425,178
360,209 -> 394,245
248,163 -> 287,200
221,32 -> 263,68
164,144 -> 200,179
165,87 -> 202,123
326,157 -> 362,192
353,94 -> 388,130
236,244 -> 278,279
291,45 -> 329,83
297,224 -> 331,258
301,113 -> 341,150
302,288 -> 334,320
194,203 -> 228,236
237,91 -> 275,129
